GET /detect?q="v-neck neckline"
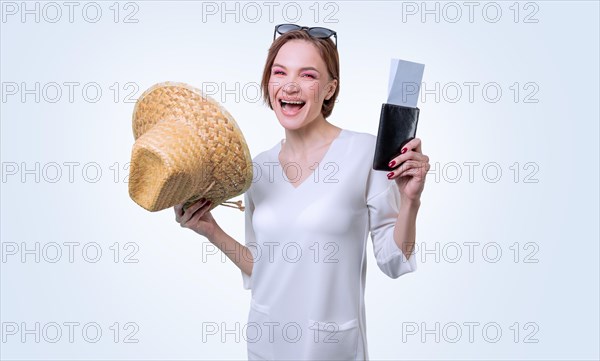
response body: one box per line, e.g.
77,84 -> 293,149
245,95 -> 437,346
276,128 -> 345,191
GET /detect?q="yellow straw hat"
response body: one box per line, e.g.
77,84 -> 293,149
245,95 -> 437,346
128,82 -> 253,212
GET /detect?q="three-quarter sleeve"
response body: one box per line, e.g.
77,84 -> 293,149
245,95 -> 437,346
241,189 -> 255,290
367,170 -> 417,279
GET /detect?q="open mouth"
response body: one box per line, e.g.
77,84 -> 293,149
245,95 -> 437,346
279,99 -> 306,115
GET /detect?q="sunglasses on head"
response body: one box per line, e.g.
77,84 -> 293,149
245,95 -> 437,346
273,24 -> 337,48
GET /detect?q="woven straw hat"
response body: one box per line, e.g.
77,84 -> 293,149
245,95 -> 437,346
128,82 -> 253,212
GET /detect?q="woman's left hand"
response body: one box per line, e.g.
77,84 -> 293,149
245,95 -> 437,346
386,138 -> 430,204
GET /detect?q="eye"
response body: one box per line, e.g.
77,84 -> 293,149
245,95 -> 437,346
272,70 -> 285,76
301,73 -> 316,79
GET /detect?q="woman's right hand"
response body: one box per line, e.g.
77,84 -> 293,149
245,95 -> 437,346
174,198 -> 219,239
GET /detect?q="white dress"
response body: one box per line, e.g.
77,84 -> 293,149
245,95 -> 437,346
241,128 -> 417,360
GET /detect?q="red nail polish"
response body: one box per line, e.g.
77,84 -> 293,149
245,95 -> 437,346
387,172 -> 394,179
388,160 -> 396,167
401,148 -> 407,154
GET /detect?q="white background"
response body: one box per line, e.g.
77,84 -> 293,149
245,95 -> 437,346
1,0 -> 599,359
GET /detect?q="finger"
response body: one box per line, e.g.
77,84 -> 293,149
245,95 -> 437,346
386,139 -> 424,168
174,204 -> 184,222
397,160 -> 421,171
388,151 -> 429,169
411,137 -> 422,153
184,201 -> 213,227
180,198 -> 208,225
396,162 -> 430,179
386,160 -> 421,179
403,138 -> 422,154
387,160 -> 429,179
192,200 -> 213,219
398,167 -> 427,180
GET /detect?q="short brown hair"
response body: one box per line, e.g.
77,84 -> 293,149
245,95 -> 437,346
261,30 -> 339,119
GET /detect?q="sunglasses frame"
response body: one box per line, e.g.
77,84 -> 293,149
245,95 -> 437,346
273,24 -> 337,48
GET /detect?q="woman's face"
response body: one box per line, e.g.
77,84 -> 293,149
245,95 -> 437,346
268,39 -> 337,130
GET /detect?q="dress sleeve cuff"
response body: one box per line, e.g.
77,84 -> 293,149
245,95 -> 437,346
379,235 -> 417,278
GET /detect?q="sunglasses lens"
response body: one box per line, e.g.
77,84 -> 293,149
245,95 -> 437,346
308,27 -> 334,38
274,24 -> 336,47
277,24 -> 301,35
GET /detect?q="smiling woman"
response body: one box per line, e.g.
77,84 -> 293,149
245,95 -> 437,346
261,27 -> 339,121
174,24 -> 430,361
266,40 -> 336,131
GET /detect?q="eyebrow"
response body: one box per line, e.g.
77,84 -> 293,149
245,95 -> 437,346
272,63 -> 321,73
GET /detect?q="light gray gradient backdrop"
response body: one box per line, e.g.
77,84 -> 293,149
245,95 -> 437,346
1,0 -> 599,360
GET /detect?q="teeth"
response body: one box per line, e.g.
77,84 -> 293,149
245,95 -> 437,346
281,100 -> 305,105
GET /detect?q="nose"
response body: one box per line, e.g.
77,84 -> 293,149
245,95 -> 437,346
282,81 -> 301,98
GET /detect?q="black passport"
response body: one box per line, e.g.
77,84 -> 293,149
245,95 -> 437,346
373,103 -> 420,171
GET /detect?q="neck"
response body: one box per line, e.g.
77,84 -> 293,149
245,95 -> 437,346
282,117 -> 341,156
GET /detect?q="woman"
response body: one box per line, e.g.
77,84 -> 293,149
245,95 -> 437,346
174,24 -> 430,360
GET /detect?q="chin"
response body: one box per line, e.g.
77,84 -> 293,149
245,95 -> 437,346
276,116 -> 307,131
274,107 -> 312,130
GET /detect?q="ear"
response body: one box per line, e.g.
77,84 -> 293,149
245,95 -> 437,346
325,79 -> 338,100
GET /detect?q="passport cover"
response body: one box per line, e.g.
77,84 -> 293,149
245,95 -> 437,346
373,103 -> 420,171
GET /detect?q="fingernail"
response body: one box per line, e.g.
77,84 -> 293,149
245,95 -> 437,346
388,160 -> 396,167
401,148 -> 407,154
387,172 -> 394,179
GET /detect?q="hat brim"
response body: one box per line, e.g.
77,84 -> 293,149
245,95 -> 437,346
129,82 -> 253,212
